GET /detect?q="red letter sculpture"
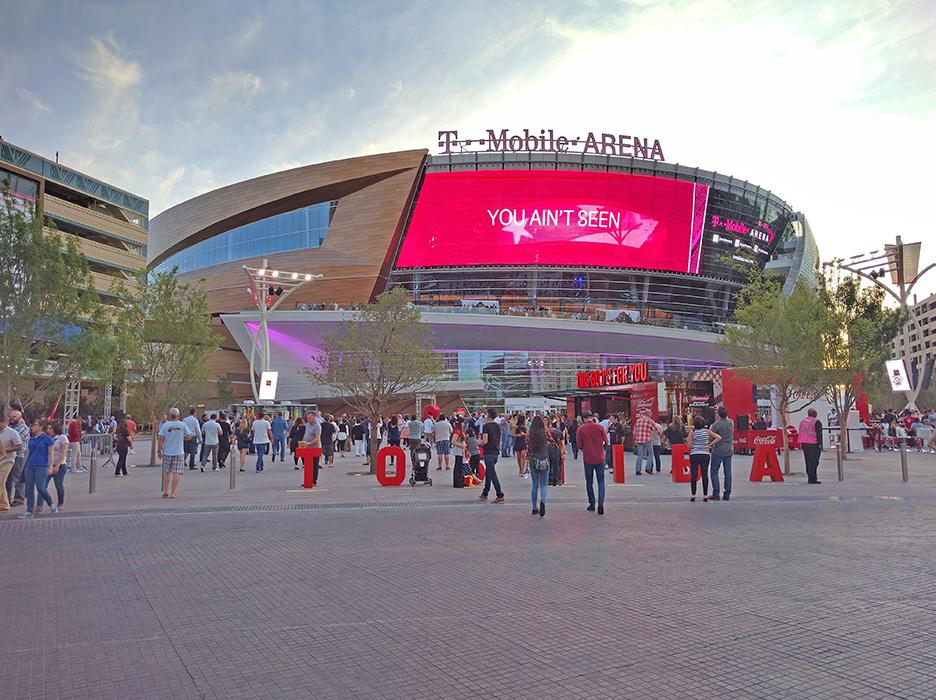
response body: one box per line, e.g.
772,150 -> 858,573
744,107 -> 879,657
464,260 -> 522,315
749,438 -> 784,482
296,446 -> 322,489
376,445 -> 407,486
612,444 -> 625,483
671,444 -> 699,482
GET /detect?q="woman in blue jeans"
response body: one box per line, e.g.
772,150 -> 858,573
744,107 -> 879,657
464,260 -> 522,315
527,416 -> 549,517
17,420 -> 56,519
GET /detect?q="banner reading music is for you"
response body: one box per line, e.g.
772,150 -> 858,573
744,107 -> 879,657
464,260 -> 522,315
395,170 -> 709,274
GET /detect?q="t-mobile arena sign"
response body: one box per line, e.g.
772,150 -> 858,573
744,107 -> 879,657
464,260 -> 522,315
438,129 -> 665,161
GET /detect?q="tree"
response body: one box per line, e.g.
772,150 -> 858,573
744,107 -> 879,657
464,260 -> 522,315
817,275 -> 904,458
719,277 -> 826,474
305,287 -> 443,474
0,186 -> 109,410
113,269 -> 218,465
215,375 -> 237,411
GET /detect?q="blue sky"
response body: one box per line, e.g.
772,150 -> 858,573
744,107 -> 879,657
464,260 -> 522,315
2,0 -> 935,287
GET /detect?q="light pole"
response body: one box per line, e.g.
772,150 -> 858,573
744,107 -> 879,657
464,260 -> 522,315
823,235 -> 934,409
243,258 -> 323,402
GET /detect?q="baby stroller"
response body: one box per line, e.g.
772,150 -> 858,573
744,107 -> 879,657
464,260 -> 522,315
409,442 -> 433,486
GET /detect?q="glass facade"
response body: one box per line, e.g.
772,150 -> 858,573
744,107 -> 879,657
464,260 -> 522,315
0,166 -> 40,220
155,200 -> 336,275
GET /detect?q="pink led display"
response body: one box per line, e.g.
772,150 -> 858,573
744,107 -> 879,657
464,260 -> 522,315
395,170 -> 709,274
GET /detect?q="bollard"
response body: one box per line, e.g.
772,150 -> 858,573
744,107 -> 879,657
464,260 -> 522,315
229,455 -> 236,491
900,441 -> 909,482
836,442 -> 844,482
89,449 -> 97,494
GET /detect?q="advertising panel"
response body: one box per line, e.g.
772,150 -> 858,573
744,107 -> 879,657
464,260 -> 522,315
396,170 -> 709,274
886,359 -> 909,392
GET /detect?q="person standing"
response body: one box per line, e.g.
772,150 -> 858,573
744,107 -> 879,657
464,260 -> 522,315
632,409 -> 662,475
499,413 -> 513,458
576,412 -> 608,514
217,414 -> 232,468
47,421 -> 69,509
114,419 -> 131,477
422,413 -> 435,448
320,414 -> 337,467
182,408 -> 201,471
18,420 -> 57,518
650,416 -> 663,473
67,415 -> 84,472
270,412 -> 289,462
0,412 -> 21,513
527,415 -> 550,517
201,414 -> 222,471
406,413 -> 423,465
607,415 -> 623,472
235,418 -> 251,471
301,411 -> 322,485
289,416 -> 305,468
251,412 -> 273,472
478,408 -> 505,503
708,407 -> 735,500
125,414 -> 137,454
158,408 -> 191,499
433,413 -> 453,471
5,410 -> 30,507
351,418 -> 366,459
799,408 -> 824,484
688,415 -> 721,502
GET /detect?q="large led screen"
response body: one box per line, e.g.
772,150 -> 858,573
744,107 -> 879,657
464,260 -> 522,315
395,170 -> 709,273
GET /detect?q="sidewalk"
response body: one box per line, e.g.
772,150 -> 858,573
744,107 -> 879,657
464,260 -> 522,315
9,437 -> 932,516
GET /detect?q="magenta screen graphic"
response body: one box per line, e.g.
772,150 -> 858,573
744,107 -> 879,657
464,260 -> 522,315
395,170 -> 709,273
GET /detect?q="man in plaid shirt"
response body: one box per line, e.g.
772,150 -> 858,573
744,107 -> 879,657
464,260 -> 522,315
633,408 -> 662,476
576,411 -> 608,514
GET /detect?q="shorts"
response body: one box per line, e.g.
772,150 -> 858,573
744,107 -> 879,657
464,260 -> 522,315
435,440 -> 451,455
323,442 -> 335,458
162,454 -> 184,475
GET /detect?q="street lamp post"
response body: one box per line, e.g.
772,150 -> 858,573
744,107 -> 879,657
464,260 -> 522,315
823,235 -> 935,410
243,258 -> 323,402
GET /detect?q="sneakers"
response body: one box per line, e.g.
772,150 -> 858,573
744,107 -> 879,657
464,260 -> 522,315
479,494 -> 488,500
723,493 -> 730,501
17,511 -> 33,519
50,504 -> 58,514
586,504 -> 595,512
597,504 -> 604,515
492,496 -> 505,504
532,507 -> 538,515
539,502 -> 545,517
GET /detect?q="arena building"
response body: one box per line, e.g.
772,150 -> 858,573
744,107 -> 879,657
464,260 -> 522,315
148,144 -> 819,421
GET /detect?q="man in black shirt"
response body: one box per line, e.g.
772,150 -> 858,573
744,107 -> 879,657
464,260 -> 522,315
478,408 -> 505,503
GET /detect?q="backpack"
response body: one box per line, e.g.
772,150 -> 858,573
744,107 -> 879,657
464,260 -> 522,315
531,455 -> 550,472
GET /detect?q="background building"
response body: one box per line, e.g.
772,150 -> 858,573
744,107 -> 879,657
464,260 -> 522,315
0,140 -> 148,301
890,291 -> 936,398
149,148 -> 819,415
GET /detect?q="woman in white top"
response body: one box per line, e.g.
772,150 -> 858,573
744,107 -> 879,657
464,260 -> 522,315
687,415 -> 722,502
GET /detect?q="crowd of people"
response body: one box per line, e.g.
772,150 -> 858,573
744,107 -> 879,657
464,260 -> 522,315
860,408 -> 936,452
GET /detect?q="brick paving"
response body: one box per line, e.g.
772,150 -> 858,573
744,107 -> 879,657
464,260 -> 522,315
3,444 -> 936,698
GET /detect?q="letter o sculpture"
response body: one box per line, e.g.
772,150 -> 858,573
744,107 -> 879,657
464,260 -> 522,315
376,445 -> 407,486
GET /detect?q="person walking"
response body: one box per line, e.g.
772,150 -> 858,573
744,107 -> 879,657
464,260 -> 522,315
47,421 -> 69,510
687,415 -> 721,502
251,412 -> 273,472
270,412 -> 289,462
67,415 -> 84,472
406,413 -> 423,465
200,414 -> 222,471
478,408 -> 505,503
114,419 -> 131,477
513,415 -> 528,477
576,411 -> 608,514
182,408 -> 201,471
18,420 -> 57,518
235,418 -> 251,471
709,407 -> 735,500
632,409 -> 662,475
433,413 -> 453,471
320,414 -> 337,467
158,408 -> 191,499
6,410 -> 30,508
0,412 -> 22,513
217,414 -> 232,468
528,415 -> 550,517
799,408 -> 824,484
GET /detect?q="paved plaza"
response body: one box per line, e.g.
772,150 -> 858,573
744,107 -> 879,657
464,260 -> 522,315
3,444 -> 936,699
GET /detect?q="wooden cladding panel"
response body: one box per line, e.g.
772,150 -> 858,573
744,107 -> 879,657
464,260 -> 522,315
149,149 -> 427,266
174,166 -> 424,311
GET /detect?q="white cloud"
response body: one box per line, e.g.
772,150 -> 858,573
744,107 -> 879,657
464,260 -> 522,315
157,166 -> 186,202
70,35 -> 141,91
16,87 -> 52,116
197,71 -> 264,108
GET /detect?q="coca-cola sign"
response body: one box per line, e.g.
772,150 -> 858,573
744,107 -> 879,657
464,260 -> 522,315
576,362 -> 650,389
